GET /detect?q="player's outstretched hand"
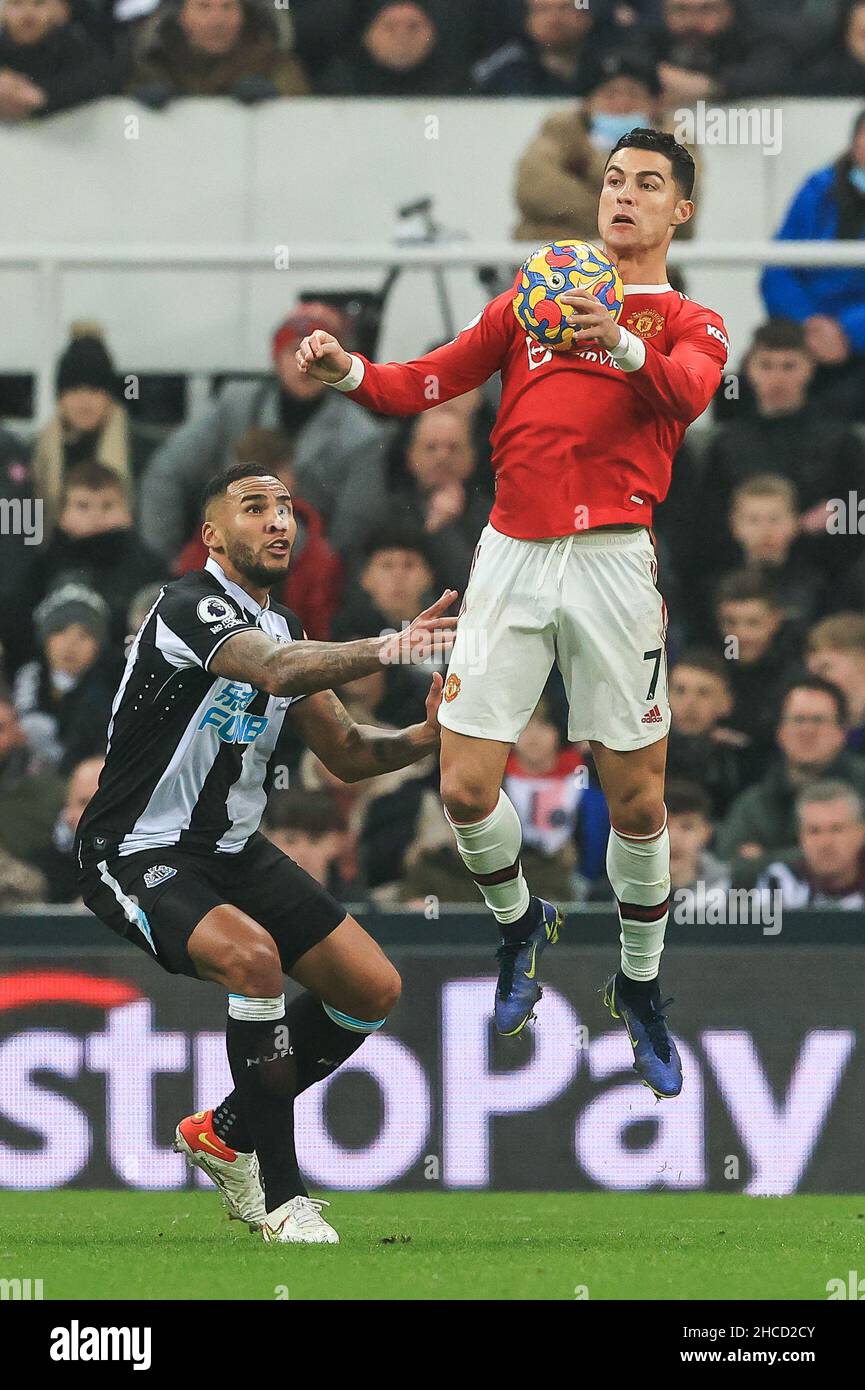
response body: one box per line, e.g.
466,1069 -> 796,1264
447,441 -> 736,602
295,330 -> 353,383
379,589 -> 459,666
560,291 -> 621,350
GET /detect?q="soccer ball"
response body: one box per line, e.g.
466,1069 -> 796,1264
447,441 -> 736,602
512,241 -> 625,352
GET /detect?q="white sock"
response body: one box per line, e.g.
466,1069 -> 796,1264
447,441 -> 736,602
445,790 -> 531,926
606,817 -> 670,982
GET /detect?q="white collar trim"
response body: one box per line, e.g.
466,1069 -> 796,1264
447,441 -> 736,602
622,283 -> 673,295
205,556 -> 269,617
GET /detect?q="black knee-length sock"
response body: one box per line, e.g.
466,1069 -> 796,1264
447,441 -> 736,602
224,999 -> 306,1211
215,992 -> 373,1152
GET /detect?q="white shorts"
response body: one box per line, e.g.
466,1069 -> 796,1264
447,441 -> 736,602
437,523 -> 669,751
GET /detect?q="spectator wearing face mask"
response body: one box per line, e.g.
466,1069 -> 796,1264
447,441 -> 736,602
320,1 -> 462,96
32,326 -> 163,539
513,50 -> 696,244
0,0 -> 115,120
128,0 -> 309,104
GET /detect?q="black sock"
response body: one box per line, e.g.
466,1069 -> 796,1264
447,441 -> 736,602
212,1096 -> 253,1153
287,991 -> 370,1093
225,1007 -> 306,1211
499,895 -> 540,945
616,971 -> 659,1010
214,993 -> 376,1159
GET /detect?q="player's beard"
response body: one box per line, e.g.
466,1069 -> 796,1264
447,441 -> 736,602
226,536 -> 291,592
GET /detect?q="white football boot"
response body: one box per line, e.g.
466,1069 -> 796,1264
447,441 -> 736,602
261,1196 -> 340,1245
174,1109 -> 266,1232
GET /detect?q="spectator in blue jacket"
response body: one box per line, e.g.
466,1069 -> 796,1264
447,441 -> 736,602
761,110 -> 865,419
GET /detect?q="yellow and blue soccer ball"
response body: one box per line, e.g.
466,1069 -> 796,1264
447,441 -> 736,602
512,241 -> 625,351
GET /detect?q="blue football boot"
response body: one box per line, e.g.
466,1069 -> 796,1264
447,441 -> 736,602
494,898 -> 562,1036
603,973 -> 683,1098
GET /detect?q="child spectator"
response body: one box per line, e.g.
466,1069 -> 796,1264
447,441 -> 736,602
806,613 -> 865,753
666,779 -> 730,894
128,0 -> 309,104
727,475 -> 826,623
756,781 -> 865,908
29,461 -> 166,652
714,568 -> 804,769
333,527 -> 437,642
174,428 -> 343,639
32,325 -> 163,537
503,699 -> 609,889
0,0 -> 115,119
666,648 -> 749,815
702,319 -> 865,576
14,583 -> 116,773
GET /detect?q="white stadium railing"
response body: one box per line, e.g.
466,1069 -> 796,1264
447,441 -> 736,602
2,241 -> 864,422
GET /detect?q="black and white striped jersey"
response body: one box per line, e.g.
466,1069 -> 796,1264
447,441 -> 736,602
77,557 -> 305,859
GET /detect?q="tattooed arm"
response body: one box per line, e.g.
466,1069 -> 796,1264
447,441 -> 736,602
285,674 -> 444,783
209,590 -> 457,697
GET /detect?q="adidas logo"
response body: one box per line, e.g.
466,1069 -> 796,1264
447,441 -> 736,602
641,704 -> 663,725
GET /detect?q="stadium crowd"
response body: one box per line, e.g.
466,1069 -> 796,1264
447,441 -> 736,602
2,0 -> 865,913
0,0 -> 865,115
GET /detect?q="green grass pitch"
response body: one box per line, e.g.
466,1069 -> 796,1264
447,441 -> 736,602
2,1192 -> 861,1300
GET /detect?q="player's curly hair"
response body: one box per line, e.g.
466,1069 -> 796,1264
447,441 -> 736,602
606,128 -> 696,200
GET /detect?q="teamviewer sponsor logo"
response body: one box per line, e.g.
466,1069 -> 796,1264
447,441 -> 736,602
50,1321 -> 152,1371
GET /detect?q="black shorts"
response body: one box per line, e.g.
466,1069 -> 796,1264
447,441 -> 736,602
78,832 -> 347,978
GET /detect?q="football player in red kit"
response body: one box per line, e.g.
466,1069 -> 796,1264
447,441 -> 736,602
296,129 -> 730,1098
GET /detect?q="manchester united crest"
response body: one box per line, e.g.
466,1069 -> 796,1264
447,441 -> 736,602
626,308 -> 665,339
443,674 -> 461,703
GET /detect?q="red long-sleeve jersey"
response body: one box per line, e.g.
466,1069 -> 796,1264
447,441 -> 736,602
335,284 -> 730,539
